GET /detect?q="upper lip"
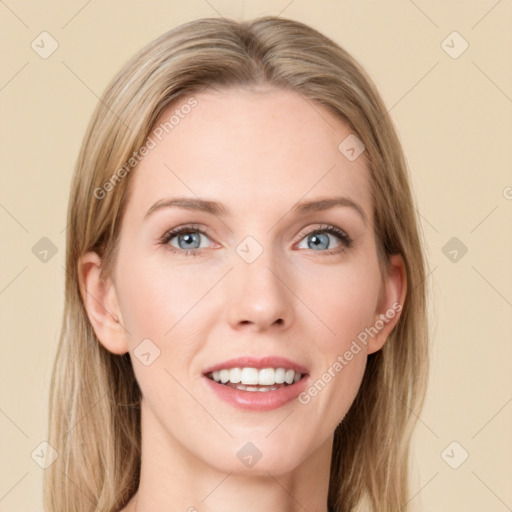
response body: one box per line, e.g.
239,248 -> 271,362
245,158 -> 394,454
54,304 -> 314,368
203,356 -> 309,376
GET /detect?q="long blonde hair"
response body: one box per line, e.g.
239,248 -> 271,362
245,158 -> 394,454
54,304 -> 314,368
44,16 -> 430,512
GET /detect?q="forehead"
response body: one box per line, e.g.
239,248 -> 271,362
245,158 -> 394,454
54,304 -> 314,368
125,87 -> 371,222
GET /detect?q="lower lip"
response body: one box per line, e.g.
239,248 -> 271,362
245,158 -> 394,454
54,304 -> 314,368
202,375 -> 309,411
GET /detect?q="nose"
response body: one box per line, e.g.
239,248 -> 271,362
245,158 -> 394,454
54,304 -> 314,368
225,246 -> 294,332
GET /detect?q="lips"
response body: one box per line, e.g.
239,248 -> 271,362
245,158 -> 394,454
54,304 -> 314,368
202,370 -> 309,410
201,356 -> 310,410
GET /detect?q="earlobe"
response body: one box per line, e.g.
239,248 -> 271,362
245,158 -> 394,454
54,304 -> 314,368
78,251 -> 129,355
367,253 -> 407,355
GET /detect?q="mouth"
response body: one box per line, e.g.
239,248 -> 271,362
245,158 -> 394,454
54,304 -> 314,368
201,356 -> 310,409
204,367 -> 307,392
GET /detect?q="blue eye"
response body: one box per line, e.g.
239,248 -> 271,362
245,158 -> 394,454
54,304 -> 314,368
301,232 -> 335,250
172,231 -> 203,250
161,225 -> 212,254
297,225 -> 352,254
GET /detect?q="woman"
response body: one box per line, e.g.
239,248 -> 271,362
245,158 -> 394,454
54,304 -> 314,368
44,16 -> 430,512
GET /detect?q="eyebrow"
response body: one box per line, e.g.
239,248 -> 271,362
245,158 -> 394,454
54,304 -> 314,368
144,197 -> 227,219
144,195 -> 367,224
292,196 -> 367,224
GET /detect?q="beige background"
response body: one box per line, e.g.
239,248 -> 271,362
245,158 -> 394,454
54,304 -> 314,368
1,1 -> 511,511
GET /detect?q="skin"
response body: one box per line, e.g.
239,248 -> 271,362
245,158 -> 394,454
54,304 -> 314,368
79,87 -> 406,512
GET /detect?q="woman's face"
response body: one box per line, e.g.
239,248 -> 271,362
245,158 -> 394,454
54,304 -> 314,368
84,86 -> 404,476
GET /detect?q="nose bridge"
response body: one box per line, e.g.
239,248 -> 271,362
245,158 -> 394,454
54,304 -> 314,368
225,234 -> 294,330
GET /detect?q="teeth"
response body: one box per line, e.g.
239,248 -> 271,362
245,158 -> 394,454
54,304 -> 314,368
274,368 -> 286,384
209,367 -> 303,386
240,367 -> 259,385
284,369 -> 295,385
258,368 -> 275,385
235,384 -> 279,392
228,367 -> 241,383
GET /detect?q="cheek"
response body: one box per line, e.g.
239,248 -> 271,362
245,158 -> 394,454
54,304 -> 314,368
115,257 -> 209,402
115,250 -> 215,343
116,274 -> 169,342
296,257 -> 381,352
301,257 -> 380,420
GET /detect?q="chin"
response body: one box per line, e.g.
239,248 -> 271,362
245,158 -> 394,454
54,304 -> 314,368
200,440 -> 308,477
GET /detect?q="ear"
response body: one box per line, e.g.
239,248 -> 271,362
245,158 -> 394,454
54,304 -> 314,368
367,253 -> 407,355
78,251 -> 130,355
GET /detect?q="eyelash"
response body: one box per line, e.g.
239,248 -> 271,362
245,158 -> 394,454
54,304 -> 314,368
159,223 -> 353,257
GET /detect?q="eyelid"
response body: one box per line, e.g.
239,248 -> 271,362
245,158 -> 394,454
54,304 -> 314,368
294,223 -> 352,246
161,223 -> 210,239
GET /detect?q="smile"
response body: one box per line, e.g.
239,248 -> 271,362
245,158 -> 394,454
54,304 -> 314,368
206,367 -> 303,392
202,358 -> 310,410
